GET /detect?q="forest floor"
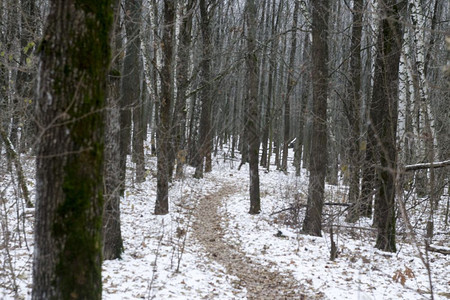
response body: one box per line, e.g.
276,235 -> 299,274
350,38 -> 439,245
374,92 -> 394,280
1,145 -> 449,299
192,176 -> 303,299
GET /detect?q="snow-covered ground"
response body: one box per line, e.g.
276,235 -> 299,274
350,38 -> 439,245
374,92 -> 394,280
0,146 -> 449,299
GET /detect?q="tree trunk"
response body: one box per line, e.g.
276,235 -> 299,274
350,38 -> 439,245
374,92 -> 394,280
372,0 -> 403,252
32,1 -> 114,298
103,6 -> 124,261
119,0 -> 138,194
174,0 -> 195,179
194,0 -> 214,178
345,0 -> 363,223
430,1 -> 449,205
104,70 -> 124,260
133,71 -> 146,183
294,34 -> 310,176
16,0 -> 37,153
302,0 -> 329,236
6,0 -> 19,150
260,0 -> 280,170
281,0 -> 299,172
155,0 -> 175,215
124,0 -> 145,184
246,0 -> 261,214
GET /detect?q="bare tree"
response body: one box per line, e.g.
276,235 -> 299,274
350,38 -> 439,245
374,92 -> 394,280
245,0 -> 261,214
345,0 -> 364,222
103,2 -> 124,260
174,0 -> 196,178
32,1 -> 114,298
281,0 -> 300,172
155,0 -> 175,215
127,0 -> 146,184
194,0 -> 214,178
302,0 -> 330,236
371,0 -> 403,252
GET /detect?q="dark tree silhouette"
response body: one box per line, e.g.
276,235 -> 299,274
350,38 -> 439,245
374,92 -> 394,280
32,1 -> 115,298
155,0 -> 175,215
302,0 -> 330,236
245,0 -> 261,214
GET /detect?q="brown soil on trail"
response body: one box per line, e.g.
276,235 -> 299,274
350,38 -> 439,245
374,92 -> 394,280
192,180 -> 305,300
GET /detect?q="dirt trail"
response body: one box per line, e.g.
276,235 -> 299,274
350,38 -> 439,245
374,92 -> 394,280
192,179 -> 304,299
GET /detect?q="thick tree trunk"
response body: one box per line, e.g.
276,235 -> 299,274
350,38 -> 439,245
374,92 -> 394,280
155,0 -> 175,215
302,0 -> 329,236
372,0 -> 403,253
32,1 -> 114,298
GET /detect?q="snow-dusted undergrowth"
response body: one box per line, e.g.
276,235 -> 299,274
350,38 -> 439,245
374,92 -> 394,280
0,145 -> 449,299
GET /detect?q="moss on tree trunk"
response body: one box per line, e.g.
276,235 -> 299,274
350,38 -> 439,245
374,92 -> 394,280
32,1 -> 114,299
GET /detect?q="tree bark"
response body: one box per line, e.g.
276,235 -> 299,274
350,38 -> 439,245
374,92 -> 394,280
372,0 -> 403,252
194,0 -> 214,178
246,0 -> 261,214
302,0 -> 329,236
119,0 -> 140,194
32,1 -> 114,298
281,0 -> 299,172
345,0 -> 364,223
174,0 -> 195,179
103,5 -> 124,261
127,0 -> 145,183
294,34 -> 311,176
155,0 -> 175,215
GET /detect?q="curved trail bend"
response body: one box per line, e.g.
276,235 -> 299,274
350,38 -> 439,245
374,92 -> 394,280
192,178 -> 304,299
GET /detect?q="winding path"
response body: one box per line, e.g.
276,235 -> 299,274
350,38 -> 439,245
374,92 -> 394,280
192,179 -> 305,299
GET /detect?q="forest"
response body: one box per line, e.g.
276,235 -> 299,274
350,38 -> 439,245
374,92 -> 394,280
0,0 -> 449,299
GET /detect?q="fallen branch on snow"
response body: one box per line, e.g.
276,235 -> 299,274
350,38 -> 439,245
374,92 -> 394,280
405,160 -> 450,171
270,202 -> 350,216
427,245 -> 450,255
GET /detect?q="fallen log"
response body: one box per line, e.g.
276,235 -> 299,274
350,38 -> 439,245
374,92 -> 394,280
270,202 -> 350,216
405,160 -> 450,171
427,245 -> 450,255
